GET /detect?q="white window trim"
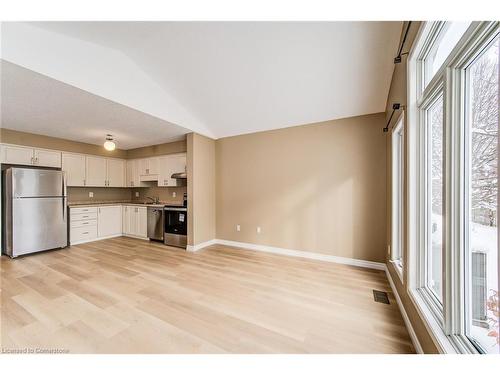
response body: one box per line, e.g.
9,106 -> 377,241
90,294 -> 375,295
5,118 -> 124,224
407,20 -> 500,354
391,112 -> 405,282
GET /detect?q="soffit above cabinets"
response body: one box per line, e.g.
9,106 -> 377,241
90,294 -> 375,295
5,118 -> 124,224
1,21 -> 402,140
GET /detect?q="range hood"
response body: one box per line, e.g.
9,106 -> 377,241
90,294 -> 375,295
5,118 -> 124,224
171,172 -> 187,179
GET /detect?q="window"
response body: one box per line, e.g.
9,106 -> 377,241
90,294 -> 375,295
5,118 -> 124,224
391,115 -> 404,273
465,35 -> 499,354
426,93 -> 444,303
423,22 -> 472,89
408,21 -> 500,354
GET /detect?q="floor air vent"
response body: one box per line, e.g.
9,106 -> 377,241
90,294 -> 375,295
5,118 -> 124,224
373,290 -> 390,304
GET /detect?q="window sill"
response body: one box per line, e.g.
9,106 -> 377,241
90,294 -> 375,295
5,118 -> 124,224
408,288 -> 463,354
390,260 -> 404,283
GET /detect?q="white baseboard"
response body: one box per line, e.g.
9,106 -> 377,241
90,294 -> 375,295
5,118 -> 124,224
189,238 -> 385,270
385,265 -> 423,354
216,239 -> 386,270
186,239 -> 218,252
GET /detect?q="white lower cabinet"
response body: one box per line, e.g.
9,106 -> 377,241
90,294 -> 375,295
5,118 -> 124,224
70,207 -> 98,244
97,206 -> 122,238
70,204 -> 145,245
122,205 -> 148,238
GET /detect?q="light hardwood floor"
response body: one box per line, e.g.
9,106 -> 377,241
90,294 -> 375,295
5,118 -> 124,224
1,237 -> 415,353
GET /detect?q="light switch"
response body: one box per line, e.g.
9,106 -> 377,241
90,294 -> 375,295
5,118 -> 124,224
89,192 -> 94,198
236,225 -> 241,232
257,227 -> 261,234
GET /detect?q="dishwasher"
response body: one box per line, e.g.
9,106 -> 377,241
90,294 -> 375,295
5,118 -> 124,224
147,207 -> 164,241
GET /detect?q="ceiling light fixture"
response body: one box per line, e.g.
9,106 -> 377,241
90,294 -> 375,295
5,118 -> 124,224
103,134 -> 116,151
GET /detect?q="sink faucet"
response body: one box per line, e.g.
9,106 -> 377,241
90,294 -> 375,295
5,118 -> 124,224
146,196 -> 160,204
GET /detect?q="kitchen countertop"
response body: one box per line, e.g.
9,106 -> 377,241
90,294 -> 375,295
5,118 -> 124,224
68,201 -> 181,208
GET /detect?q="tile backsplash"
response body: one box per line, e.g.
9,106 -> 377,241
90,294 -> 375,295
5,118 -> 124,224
67,186 -> 187,204
131,186 -> 186,204
67,187 -> 131,202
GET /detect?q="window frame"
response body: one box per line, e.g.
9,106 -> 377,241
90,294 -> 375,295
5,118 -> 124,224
391,112 -> 405,279
461,32 -> 500,353
407,20 -> 500,354
420,82 -> 445,317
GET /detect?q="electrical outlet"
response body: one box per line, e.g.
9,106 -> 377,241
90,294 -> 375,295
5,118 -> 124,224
236,225 -> 241,232
172,191 -> 176,198
256,226 -> 261,234
135,191 -> 139,197
89,192 -> 94,198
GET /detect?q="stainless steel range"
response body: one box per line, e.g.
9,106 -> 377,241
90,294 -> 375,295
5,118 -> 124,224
164,193 -> 187,248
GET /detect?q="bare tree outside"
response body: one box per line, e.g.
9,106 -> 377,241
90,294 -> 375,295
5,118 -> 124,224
469,37 -> 499,354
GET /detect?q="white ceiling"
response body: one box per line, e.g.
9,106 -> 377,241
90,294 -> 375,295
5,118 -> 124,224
1,21 -> 402,141
0,60 -> 190,149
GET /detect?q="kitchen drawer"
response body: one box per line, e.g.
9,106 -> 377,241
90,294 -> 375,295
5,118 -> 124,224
70,225 -> 97,243
70,207 -> 98,215
70,212 -> 98,221
70,219 -> 97,228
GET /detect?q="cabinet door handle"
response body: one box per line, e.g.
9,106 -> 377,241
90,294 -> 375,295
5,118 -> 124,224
82,232 -> 89,235
83,179 -> 86,186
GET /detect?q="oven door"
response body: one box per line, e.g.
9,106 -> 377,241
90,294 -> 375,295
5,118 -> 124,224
164,208 -> 187,248
164,209 -> 187,236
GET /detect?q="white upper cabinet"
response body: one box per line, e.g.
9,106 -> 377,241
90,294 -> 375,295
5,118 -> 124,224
0,145 -> 34,165
158,153 -> 187,187
139,157 -> 159,181
34,149 -> 61,168
107,158 -> 125,187
148,157 -> 159,175
126,160 -> 134,187
62,153 -> 86,186
2,143 -> 186,189
85,156 -> 107,187
0,144 -> 61,168
126,159 -> 145,187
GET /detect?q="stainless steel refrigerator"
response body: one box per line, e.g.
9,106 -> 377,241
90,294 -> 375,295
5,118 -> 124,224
2,167 -> 68,258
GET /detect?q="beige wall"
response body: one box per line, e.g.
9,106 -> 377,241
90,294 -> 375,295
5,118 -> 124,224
216,113 -> 387,263
385,22 -> 439,353
187,133 -> 216,246
0,128 -> 128,158
126,139 -> 186,159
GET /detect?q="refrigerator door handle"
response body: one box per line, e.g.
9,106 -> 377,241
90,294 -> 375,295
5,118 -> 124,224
62,172 -> 67,221
62,171 -> 67,197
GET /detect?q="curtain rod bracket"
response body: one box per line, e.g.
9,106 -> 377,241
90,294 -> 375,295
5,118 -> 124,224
383,103 -> 404,133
